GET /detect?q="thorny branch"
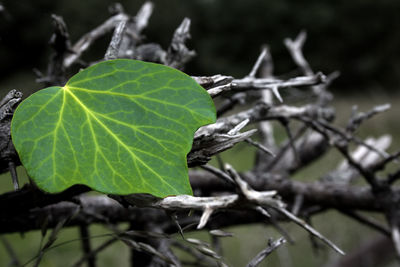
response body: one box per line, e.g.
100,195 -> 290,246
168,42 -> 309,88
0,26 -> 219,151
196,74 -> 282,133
1,1 -> 400,266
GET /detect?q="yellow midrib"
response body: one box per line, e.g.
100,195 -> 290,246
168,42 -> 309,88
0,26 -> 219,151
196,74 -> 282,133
62,85 -> 177,193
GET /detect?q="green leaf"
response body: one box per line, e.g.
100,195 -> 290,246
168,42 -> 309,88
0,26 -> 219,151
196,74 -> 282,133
11,59 -> 216,197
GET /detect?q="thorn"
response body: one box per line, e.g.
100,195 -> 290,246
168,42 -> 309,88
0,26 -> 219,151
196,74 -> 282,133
271,86 -> 283,103
248,48 -> 268,78
227,119 -> 250,135
197,206 -> 213,229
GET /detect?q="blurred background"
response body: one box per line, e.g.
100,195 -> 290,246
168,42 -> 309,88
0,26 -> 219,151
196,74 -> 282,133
1,0 -> 400,266
1,0 -> 400,95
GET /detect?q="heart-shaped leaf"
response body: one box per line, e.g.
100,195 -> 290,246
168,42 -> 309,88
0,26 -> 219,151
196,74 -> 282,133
11,59 -> 216,197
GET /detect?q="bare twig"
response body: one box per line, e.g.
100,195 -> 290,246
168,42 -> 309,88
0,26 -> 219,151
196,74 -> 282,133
245,138 -> 275,157
207,73 -> 326,98
197,206 -> 214,229
166,18 -> 196,69
189,130 -> 257,167
119,1 -> 154,58
246,237 -> 286,267
73,238 -> 118,267
79,225 -> 96,267
338,209 -> 390,236
284,31 -> 313,76
104,20 -> 126,60
280,119 -> 300,166
248,48 -> 268,78
64,13 -> 129,68
278,208 -> 345,255
195,103 -> 333,138
9,161 -> 19,190
192,75 -> 233,89
34,217 -> 69,267
291,194 -> 304,216
120,237 -> 177,265
325,135 -> 392,184
257,45 -> 276,150
171,241 -> 216,266
0,236 -> 21,267
199,164 -> 235,186
134,1 -> 154,33
225,164 -> 345,255
346,104 -> 391,133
